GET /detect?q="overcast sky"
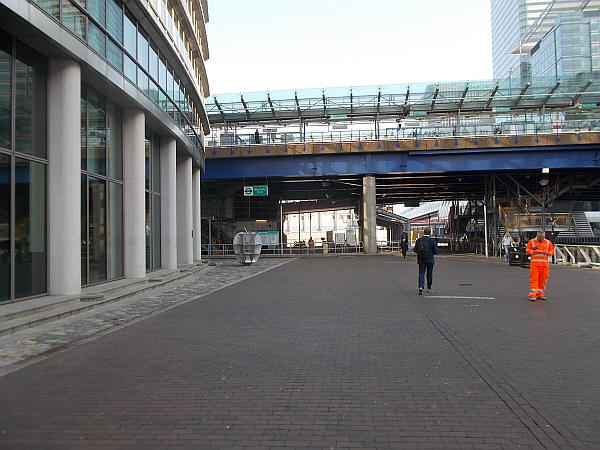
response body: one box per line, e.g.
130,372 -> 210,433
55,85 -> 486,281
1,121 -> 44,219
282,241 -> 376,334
205,1 -> 493,95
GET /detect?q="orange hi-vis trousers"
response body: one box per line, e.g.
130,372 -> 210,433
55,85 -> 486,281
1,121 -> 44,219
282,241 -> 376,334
526,238 -> 554,299
529,263 -> 549,299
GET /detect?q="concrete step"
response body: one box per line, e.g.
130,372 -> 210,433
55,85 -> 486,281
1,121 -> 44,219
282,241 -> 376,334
0,264 -> 210,337
0,296 -> 78,323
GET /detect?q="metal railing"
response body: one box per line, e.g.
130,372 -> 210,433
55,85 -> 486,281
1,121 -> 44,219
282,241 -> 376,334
201,242 -> 364,256
554,244 -> 600,267
207,119 -> 600,149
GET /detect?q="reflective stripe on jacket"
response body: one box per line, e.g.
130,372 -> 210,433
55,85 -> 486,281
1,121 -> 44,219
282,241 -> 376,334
526,238 -> 555,266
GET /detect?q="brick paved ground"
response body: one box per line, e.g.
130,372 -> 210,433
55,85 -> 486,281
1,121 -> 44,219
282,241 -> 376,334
0,254 -> 599,449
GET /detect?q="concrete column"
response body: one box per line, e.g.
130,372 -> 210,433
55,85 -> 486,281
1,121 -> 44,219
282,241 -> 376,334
160,137 -> 177,270
362,176 -> 377,254
123,109 -> 146,278
177,155 -> 193,265
192,167 -> 202,261
48,59 -> 81,295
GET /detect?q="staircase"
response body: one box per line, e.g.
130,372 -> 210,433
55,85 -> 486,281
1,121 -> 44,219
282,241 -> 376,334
572,211 -> 594,237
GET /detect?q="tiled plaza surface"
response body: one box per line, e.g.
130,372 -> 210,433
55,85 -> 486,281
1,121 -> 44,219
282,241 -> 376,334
0,254 -> 599,449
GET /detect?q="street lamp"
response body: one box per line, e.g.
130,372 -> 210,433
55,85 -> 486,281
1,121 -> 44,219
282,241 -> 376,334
539,168 -> 550,230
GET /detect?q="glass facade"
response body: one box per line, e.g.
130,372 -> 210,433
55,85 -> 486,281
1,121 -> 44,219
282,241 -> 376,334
492,1 -> 600,81
145,134 -> 161,271
31,0 -> 205,153
491,0 -> 553,79
81,85 -> 123,286
525,11 -> 600,79
0,32 -> 47,302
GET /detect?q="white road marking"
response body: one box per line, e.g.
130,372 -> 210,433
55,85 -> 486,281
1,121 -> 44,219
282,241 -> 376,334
425,295 -> 495,300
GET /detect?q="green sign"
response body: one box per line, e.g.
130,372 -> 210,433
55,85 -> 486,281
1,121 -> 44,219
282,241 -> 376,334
493,106 -> 511,113
244,185 -> 268,196
582,103 -> 597,109
411,110 -> 427,116
331,114 -> 347,119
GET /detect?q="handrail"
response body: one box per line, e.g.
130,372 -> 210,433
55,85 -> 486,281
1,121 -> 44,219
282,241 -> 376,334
554,244 -> 600,267
207,121 -> 598,149
201,241 -> 365,256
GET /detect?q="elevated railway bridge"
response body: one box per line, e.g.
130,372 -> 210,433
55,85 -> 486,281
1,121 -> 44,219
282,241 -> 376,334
201,75 -> 600,255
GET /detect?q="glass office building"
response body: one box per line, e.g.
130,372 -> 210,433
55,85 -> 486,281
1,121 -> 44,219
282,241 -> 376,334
491,0 -> 553,80
491,0 -> 600,81
529,11 -> 600,79
0,0 -> 209,302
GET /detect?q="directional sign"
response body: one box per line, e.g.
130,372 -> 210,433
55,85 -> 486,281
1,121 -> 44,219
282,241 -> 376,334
411,110 -> 427,117
493,106 -> 511,113
581,103 -> 597,109
244,185 -> 268,196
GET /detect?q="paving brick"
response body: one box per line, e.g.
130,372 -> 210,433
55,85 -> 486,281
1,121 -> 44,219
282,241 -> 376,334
0,255 -> 599,448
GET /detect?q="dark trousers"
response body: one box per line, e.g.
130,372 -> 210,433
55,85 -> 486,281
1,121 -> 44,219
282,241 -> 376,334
418,262 -> 434,289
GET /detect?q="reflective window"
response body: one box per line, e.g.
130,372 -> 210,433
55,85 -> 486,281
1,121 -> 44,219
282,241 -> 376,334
107,182 -> 123,279
145,192 -> 151,269
33,0 -> 60,19
87,89 -> 106,176
151,194 -> 160,269
123,8 -> 136,57
107,0 -> 123,44
0,35 -> 48,302
15,43 -> 47,158
124,55 -> 136,83
149,80 -> 159,104
63,1 -> 87,40
0,153 -> 9,301
160,0 -> 167,23
0,33 -> 11,150
88,0 -> 106,27
152,137 -> 160,191
14,158 -> 46,298
88,176 -> 107,283
166,68 -> 173,98
107,38 -> 123,70
81,174 -> 87,285
81,94 -> 87,170
158,57 -> 167,91
106,103 -> 122,180
137,28 -> 148,70
149,43 -> 158,81
81,86 -> 123,286
138,67 -> 148,93
145,134 -> 160,270
173,78 -> 179,104
144,138 -> 151,191
88,21 -> 106,57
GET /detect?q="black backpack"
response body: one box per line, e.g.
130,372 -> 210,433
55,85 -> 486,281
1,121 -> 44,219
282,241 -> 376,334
415,237 -> 431,260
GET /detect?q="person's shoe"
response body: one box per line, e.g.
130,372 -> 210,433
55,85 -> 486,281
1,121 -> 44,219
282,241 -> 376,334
538,295 -> 547,301
529,297 -> 536,302
418,288 -> 423,295
427,288 -> 433,293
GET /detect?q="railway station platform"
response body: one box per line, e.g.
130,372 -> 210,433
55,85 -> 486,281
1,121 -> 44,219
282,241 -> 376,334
0,254 -> 599,448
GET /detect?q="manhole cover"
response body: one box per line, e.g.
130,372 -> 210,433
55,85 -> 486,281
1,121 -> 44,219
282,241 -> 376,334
458,283 -> 474,286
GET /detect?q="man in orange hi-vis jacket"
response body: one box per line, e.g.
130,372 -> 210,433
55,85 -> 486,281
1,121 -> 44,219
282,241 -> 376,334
526,230 -> 555,301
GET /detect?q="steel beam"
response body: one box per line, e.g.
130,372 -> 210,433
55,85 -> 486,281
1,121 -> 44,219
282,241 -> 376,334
458,84 -> 469,110
484,84 -> 499,109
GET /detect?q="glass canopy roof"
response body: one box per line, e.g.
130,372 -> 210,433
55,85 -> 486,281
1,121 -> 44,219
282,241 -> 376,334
206,74 -> 600,126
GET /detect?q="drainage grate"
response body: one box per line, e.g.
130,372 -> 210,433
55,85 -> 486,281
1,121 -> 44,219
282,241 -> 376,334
458,283 -> 474,286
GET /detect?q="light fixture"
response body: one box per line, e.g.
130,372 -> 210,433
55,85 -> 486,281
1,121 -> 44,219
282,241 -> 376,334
255,219 -> 267,223
542,168 -> 550,174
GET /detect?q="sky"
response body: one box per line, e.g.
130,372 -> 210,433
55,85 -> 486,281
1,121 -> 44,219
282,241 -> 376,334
204,0 -> 494,95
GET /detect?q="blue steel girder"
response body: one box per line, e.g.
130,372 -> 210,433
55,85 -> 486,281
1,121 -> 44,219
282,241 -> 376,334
202,144 -> 600,179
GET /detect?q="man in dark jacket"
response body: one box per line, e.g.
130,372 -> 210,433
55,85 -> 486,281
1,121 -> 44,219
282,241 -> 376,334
414,227 -> 438,295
